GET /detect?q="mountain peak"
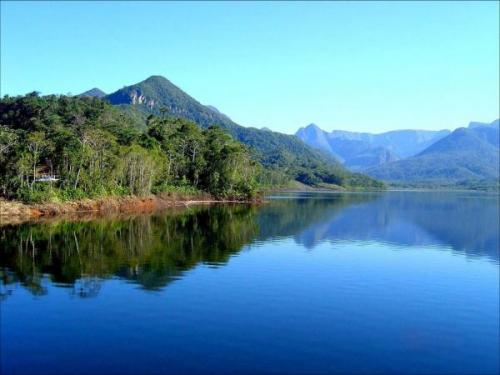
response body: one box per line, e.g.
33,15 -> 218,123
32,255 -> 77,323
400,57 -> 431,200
296,123 -> 322,135
101,75 -> 371,187
142,75 -> 171,84
79,87 -> 106,98
105,75 -> 186,109
295,123 -> 336,156
305,123 -> 320,130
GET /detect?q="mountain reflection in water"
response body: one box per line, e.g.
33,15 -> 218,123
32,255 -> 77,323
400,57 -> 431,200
1,191 -> 498,298
261,192 -> 499,260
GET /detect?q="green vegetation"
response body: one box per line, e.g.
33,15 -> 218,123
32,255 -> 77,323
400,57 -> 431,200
105,76 -> 384,189
0,93 -> 259,202
0,82 -> 384,205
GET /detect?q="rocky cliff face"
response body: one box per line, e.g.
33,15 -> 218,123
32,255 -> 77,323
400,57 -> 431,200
296,123 -> 401,170
128,91 -> 156,109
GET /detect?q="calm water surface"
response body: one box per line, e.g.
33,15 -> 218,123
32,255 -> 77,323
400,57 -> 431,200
1,192 -> 499,374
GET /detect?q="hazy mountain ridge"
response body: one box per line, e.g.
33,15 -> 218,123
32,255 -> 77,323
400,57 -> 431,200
295,120 -> 499,185
296,124 -> 451,158
295,124 -> 450,170
468,119 -> 499,130
366,120 -> 499,183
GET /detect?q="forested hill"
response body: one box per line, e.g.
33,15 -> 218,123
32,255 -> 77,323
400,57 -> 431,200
0,94 -> 259,202
103,75 -> 383,188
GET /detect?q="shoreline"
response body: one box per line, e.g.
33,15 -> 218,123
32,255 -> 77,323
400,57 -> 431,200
0,193 -> 261,226
2,187 -> 496,226
264,186 -> 498,194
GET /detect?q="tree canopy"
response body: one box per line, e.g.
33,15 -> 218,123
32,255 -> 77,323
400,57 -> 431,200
0,93 -> 259,202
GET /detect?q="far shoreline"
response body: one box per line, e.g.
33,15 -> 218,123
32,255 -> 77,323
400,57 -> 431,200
264,186 -> 498,194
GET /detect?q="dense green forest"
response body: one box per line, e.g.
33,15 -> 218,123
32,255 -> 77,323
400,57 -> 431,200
0,93 -> 259,202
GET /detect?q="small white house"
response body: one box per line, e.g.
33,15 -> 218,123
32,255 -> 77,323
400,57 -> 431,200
35,175 -> 59,182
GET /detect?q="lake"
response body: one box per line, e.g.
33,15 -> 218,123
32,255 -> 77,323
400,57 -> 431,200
1,191 -> 499,374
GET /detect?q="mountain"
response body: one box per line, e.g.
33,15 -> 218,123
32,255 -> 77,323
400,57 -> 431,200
295,123 -> 336,156
295,124 -> 399,170
342,146 -> 398,170
296,124 -> 450,170
78,88 -> 106,98
364,129 -> 451,158
366,119 -> 499,184
102,76 -> 382,188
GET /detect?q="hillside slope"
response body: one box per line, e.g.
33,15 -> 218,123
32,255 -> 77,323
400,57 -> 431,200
103,76 -> 383,188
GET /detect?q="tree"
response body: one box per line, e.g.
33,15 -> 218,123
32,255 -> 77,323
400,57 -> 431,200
26,131 -> 48,188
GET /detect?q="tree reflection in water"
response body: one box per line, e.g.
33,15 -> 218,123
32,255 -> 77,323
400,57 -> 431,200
0,204 -> 259,297
1,191 -> 498,298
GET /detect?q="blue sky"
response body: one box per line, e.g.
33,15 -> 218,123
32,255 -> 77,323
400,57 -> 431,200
1,1 -> 498,134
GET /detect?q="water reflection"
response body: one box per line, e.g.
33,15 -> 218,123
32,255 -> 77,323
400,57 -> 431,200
1,192 -> 498,298
266,192 -> 499,261
0,205 -> 258,297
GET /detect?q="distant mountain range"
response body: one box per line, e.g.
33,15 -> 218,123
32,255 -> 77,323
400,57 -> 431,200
366,120 -> 499,183
78,76 -> 382,188
296,124 -> 450,167
296,120 -> 499,185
